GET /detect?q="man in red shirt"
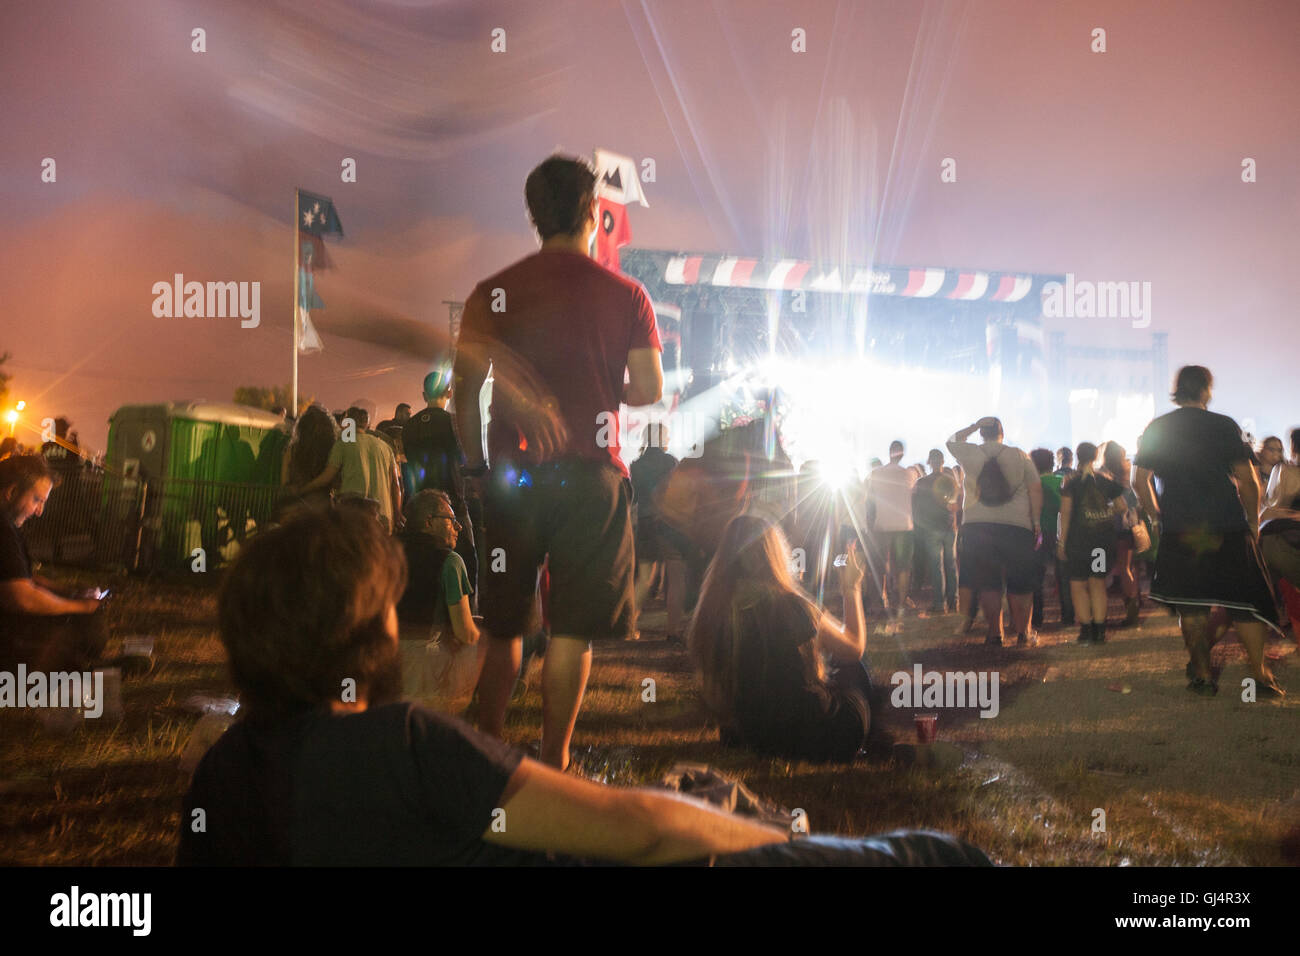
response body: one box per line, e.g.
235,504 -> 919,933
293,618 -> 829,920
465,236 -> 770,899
453,154 -> 663,770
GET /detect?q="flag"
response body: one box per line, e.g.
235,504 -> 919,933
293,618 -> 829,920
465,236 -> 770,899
295,189 -> 342,355
595,196 -> 631,272
297,257 -> 324,354
593,149 -> 648,207
298,190 -> 344,236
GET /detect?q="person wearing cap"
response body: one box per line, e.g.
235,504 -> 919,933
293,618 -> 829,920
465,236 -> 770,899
401,368 -> 477,599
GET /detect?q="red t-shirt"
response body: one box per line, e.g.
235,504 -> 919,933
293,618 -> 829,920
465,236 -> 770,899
459,250 -> 661,477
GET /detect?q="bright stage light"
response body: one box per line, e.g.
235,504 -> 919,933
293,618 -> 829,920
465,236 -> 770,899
819,459 -> 854,491
4,410 -> 17,425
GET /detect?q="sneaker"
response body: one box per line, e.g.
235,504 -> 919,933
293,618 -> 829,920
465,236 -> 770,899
985,632 -> 1004,647
1187,678 -> 1218,697
1092,623 -> 1107,644
1017,630 -> 1038,647
1077,624 -> 1093,644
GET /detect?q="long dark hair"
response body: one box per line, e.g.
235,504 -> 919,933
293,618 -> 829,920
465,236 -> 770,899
687,513 -> 821,725
287,404 -> 338,485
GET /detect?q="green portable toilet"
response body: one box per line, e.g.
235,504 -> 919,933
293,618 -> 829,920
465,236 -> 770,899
106,401 -> 290,569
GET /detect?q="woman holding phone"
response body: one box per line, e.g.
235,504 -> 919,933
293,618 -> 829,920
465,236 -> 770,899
688,513 -> 877,763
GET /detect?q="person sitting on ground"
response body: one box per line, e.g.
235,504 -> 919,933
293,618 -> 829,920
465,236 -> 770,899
0,454 -> 107,671
1058,443 -> 1128,644
395,490 -> 480,709
1259,427 -> 1300,636
688,512 -> 876,764
397,490 -> 477,646
178,506 -> 989,866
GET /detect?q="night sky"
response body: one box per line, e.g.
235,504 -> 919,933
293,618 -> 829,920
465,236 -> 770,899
3,0 -> 1298,453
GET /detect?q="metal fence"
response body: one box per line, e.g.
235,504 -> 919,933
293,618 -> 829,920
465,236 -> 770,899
23,470 -> 282,573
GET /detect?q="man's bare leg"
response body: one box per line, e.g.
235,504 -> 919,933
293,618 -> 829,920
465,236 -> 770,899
539,635 -> 592,769
980,590 -> 1005,641
1235,620 -> 1279,687
1008,592 -> 1033,635
476,634 -> 522,739
1178,610 -> 1213,682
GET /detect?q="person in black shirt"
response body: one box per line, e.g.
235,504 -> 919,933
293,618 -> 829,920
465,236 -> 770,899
1058,443 -> 1127,644
0,454 -> 106,671
688,513 -> 875,763
1133,366 -> 1284,698
401,369 -> 477,603
179,504 -> 990,866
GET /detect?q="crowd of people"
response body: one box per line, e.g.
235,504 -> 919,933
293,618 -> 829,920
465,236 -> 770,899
4,154 -> 1296,866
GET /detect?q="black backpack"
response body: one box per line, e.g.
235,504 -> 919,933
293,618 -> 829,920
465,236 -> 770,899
975,448 -> 1014,506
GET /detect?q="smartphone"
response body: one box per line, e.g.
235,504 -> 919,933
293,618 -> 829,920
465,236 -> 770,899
833,553 -> 848,568
96,588 -> 112,601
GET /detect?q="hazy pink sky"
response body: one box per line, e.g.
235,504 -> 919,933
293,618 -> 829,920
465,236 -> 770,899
2,0 -> 1298,451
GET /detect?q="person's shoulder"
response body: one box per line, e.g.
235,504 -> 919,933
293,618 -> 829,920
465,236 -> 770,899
443,548 -> 469,577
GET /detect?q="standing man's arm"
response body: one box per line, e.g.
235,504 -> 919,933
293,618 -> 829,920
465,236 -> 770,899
623,348 -> 663,408
453,292 -> 491,471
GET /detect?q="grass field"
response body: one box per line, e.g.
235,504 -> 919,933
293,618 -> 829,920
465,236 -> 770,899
3,566 -> 1299,866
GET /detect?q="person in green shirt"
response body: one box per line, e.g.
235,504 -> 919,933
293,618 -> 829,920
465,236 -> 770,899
1030,448 -> 1073,628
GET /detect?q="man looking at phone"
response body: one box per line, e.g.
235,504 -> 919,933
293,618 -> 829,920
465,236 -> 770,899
0,454 -> 107,671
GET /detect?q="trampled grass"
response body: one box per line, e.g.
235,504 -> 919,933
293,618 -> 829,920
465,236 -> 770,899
3,567 -> 1298,865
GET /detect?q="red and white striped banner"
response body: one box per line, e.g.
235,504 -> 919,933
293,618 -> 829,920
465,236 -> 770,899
652,252 -> 1037,303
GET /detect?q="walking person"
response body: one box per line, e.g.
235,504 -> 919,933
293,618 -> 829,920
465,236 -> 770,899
453,154 -> 664,769
1132,366 -> 1284,697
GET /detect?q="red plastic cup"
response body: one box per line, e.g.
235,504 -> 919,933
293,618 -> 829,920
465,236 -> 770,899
914,713 -> 938,744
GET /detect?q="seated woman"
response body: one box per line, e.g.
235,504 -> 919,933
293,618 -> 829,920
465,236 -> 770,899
178,505 -> 988,866
395,490 -> 479,710
688,512 -> 875,764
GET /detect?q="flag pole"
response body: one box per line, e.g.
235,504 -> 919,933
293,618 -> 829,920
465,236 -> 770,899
292,188 -> 300,414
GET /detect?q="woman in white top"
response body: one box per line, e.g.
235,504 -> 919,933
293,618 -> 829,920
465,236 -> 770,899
1260,427 -> 1300,637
